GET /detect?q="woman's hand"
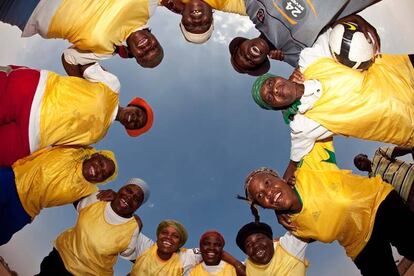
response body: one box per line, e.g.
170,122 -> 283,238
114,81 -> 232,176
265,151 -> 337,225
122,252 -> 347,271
275,211 -> 297,232
289,68 -> 305,84
97,189 -> 116,201
268,49 -> 284,61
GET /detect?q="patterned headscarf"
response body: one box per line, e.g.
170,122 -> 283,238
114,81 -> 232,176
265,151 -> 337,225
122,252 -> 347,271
200,230 -> 225,247
251,73 -> 277,110
157,220 -> 188,248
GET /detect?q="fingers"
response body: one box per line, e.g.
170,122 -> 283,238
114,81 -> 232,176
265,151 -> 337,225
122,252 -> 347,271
289,68 -> 304,84
268,49 -> 284,61
276,213 -> 297,231
96,189 -> 116,201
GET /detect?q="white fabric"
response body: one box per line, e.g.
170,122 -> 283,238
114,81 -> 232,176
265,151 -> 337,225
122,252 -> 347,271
82,63 -> 121,93
200,260 -> 225,274
289,80 -> 333,162
28,69 -> 48,153
22,0 -> 62,38
278,232 -> 307,261
63,48 -> 112,66
298,28 -> 332,72
76,193 -> 140,260
179,22 -> 214,44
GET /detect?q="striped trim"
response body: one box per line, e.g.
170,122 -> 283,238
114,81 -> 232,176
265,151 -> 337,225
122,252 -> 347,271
28,70 -> 48,153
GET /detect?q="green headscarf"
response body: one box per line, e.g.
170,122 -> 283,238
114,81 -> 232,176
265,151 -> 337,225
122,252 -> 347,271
156,220 -> 188,248
251,73 -> 277,110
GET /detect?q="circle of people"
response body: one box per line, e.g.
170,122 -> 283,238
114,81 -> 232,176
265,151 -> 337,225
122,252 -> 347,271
0,0 -> 413,275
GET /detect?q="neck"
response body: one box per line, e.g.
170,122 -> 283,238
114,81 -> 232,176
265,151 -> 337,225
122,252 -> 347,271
294,83 -> 305,101
110,201 -> 133,218
157,248 -> 174,261
291,187 -> 303,213
115,106 -> 123,122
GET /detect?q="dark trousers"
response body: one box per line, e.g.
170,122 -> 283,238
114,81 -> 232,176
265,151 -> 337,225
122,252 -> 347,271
0,0 -> 40,31
354,191 -> 414,276
0,167 -> 31,246
36,248 -> 72,276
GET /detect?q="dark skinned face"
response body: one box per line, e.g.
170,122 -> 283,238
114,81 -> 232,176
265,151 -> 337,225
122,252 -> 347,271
200,236 -> 224,266
82,153 -> 115,183
354,154 -> 372,172
111,184 -> 144,218
233,38 -> 270,71
118,106 -> 147,130
127,30 -> 163,68
181,0 -> 213,34
244,233 -> 274,265
157,226 -> 181,255
247,172 -> 298,212
260,77 -> 299,108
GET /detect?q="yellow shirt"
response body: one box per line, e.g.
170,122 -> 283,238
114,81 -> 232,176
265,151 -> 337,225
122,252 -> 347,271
291,140 -> 394,259
48,0 -> 150,54
39,71 -> 118,150
245,241 -> 307,276
304,55 -> 414,147
189,261 -> 236,276
181,0 -> 246,15
131,244 -> 185,276
55,201 -> 138,275
12,147 -> 100,218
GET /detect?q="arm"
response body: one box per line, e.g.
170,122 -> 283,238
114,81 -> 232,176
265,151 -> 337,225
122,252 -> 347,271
222,251 -> 246,276
61,53 -> 83,77
283,160 -> 298,182
391,147 -> 414,160
122,232 -> 155,262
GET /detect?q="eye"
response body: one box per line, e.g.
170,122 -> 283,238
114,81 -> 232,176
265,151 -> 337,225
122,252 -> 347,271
257,192 -> 264,199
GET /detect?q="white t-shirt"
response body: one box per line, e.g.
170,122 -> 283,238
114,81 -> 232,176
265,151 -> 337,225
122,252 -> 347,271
289,29 -> 334,162
131,233 -> 203,275
278,232 -> 307,261
76,192 -> 141,260
289,80 -> 333,162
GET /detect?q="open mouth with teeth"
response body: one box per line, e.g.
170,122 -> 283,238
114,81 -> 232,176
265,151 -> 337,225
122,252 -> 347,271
137,38 -> 149,48
119,198 -> 130,208
250,45 -> 261,57
161,239 -> 174,248
272,191 -> 282,204
89,166 -> 96,178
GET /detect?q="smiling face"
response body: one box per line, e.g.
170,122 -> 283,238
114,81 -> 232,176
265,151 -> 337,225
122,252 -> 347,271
200,236 -> 224,266
247,172 -> 298,212
82,153 -> 116,183
111,184 -> 144,218
127,30 -> 163,68
181,0 -> 213,34
157,226 -> 181,255
233,38 -> 270,72
244,233 -> 274,265
260,77 -> 299,109
118,105 -> 147,130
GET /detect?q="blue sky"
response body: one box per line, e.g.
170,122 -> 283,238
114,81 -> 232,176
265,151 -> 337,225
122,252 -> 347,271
0,1 -> 413,275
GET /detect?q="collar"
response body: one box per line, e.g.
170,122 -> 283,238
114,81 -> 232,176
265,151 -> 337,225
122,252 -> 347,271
282,100 -> 301,124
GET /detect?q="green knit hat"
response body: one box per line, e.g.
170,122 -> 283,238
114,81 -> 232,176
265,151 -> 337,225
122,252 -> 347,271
251,73 -> 277,110
156,220 -> 188,248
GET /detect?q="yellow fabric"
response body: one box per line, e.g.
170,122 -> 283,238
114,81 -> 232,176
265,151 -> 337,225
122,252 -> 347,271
12,147 -> 101,218
55,201 -> 137,275
303,55 -> 414,147
245,241 -> 307,276
189,261 -> 236,276
181,0 -> 246,15
39,71 -> 118,149
131,244 -> 185,276
292,140 -> 394,259
48,0 -> 150,54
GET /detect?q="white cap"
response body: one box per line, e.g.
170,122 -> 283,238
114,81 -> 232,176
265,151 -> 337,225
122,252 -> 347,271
126,178 -> 150,204
179,21 -> 214,44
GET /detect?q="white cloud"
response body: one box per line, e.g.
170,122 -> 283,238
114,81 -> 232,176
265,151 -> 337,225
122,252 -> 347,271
212,12 -> 258,45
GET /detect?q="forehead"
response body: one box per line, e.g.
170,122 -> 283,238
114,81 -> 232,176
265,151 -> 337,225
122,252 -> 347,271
245,233 -> 269,244
201,235 -> 223,244
160,225 -> 180,236
120,184 -> 142,193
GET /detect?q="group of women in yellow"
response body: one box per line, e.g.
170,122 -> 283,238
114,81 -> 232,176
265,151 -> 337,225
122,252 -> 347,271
0,0 -> 413,275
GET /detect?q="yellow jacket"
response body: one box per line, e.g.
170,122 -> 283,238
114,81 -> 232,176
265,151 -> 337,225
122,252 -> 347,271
304,55 -> 414,147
